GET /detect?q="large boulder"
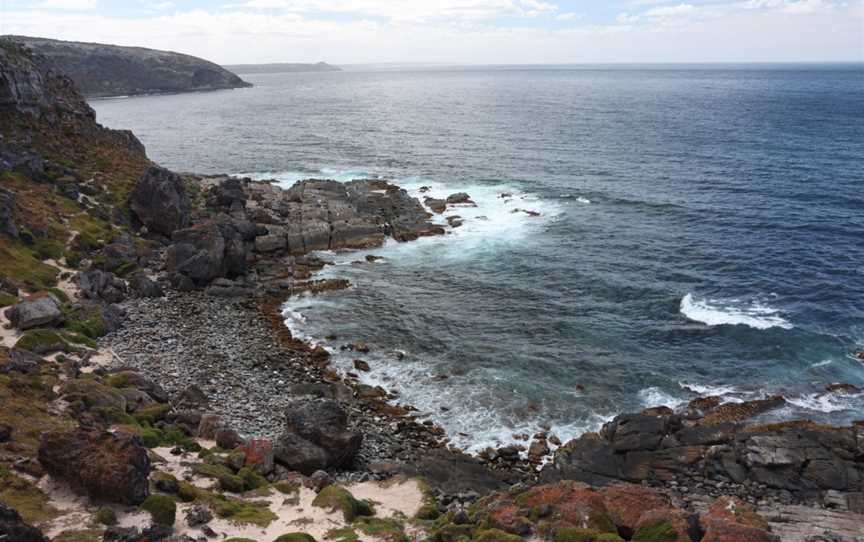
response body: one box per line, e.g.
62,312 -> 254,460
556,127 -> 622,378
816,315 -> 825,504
166,218 -> 248,285
128,271 -> 163,298
0,186 -> 17,238
700,497 -> 779,542
4,293 -> 62,330
74,270 -> 128,303
274,398 -> 362,474
129,166 -> 191,236
38,429 -> 151,505
0,502 -> 48,542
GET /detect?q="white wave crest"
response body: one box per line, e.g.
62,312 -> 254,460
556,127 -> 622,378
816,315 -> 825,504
638,387 -> 687,409
680,293 -> 793,330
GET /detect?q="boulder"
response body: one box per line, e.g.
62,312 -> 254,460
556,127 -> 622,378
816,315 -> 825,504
207,177 -> 247,212
74,270 -> 127,303
600,483 -> 670,537
274,398 -> 362,474
128,271 -> 163,298
4,293 -> 61,330
38,429 -> 151,505
129,166 -> 191,236
99,233 -> 138,273
446,192 -> 474,205
0,502 -> 48,542
0,186 -> 17,238
166,218 -> 249,285
238,438 -> 275,476
254,233 -> 286,253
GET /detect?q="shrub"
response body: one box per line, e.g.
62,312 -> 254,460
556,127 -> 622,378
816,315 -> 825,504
141,494 -> 176,527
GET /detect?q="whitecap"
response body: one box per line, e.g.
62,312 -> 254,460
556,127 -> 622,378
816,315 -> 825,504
786,390 -> 862,413
638,387 -> 687,409
576,196 -> 591,204
680,293 -> 793,330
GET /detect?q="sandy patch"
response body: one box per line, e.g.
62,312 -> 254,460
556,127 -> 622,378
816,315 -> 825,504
43,259 -> 80,301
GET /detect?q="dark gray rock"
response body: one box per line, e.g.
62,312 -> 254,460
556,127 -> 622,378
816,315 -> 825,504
274,398 -> 362,474
166,217 -> 249,285
5,293 -> 61,330
130,166 -> 191,237
0,501 -> 48,542
128,271 -> 163,298
75,269 -> 127,303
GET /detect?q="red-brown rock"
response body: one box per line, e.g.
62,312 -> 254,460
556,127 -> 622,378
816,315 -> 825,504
700,497 -> 779,542
600,483 -> 670,537
38,429 -> 150,505
238,438 -> 274,475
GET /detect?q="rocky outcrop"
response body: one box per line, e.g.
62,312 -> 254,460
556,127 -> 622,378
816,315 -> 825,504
166,218 -> 249,285
0,38 -> 94,120
246,178 -> 443,254
4,292 -> 62,330
0,502 -> 48,542
7,36 -> 251,98
75,269 -> 128,303
274,398 -> 362,474
129,166 -> 191,237
542,399 -> 864,500
38,429 -> 151,505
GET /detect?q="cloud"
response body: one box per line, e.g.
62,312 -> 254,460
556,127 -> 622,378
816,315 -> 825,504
223,0 -> 558,21
556,12 -> 580,21
644,3 -> 697,18
33,0 -> 97,9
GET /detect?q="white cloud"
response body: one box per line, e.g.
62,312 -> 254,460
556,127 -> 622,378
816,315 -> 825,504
741,0 -> 837,13
34,0 -> 97,9
644,3 -> 696,18
3,0 -> 860,63
140,0 -> 175,10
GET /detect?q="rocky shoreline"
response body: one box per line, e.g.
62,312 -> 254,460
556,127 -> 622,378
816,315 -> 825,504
1,38 -> 863,542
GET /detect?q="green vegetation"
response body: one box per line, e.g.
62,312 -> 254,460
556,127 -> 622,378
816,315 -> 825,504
0,292 -> 18,307
312,485 -> 375,522
274,534 -> 318,542
15,329 -> 69,354
275,480 -> 300,494
177,483 -> 277,527
326,527 -> 360,542
238,466 -> 269,491
132,403 -> 171,425
52,529 -> 102,542
141,494 -> 177,526
0,466 -> 60,524
631,521 -> 679,542
66,308 -> 109,339
0,239 -> 59,290
95,506 -> 118,526
473,529 -> 524,542
554,527 -> 624,542
354,517 -> 409,542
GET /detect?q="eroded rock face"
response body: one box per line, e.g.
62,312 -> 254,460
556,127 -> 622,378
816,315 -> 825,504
4,293 -> 61,330
0,502 -> 48,542
75,269 -> 128,303
274,398 -> 362,474
130,166 -> 191,237
38,429 -> 151,505
542,401 -> 864,496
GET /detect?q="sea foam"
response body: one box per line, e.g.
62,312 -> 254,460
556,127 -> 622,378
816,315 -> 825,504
680,293 -> 793,330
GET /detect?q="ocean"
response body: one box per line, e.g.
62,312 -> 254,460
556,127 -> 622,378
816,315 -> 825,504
93,64 -> 864,453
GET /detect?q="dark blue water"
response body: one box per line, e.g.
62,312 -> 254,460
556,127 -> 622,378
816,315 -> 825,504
93,65 -> 864,451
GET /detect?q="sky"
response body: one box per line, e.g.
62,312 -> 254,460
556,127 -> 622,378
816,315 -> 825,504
1,0 -> 862,64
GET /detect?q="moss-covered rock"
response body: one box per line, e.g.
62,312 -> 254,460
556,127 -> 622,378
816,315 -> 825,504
15,329 -> 68,354
132,403 -> 171,425
553,528 -> 623,542
274,534 -> 318,542
326,527 -> 359,542
219,472 -> 246,493
433,524 -> 475,542
474,529 -> 524,542
354,517 -> 409,542
312,485 -> 375,522
631,521 -> 679,542
52,529 -> 102,542
95,506 -> 117,526
238,466 -> 268,491
141,494 -> 176,526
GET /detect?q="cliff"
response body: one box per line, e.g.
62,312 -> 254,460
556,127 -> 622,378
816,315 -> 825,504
3,35 -> 251,98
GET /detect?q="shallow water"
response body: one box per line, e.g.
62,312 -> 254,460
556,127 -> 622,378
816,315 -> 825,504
93,65 -> 864,452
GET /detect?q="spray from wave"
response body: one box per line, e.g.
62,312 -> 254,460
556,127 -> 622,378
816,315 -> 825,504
679,293 -> 793,330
